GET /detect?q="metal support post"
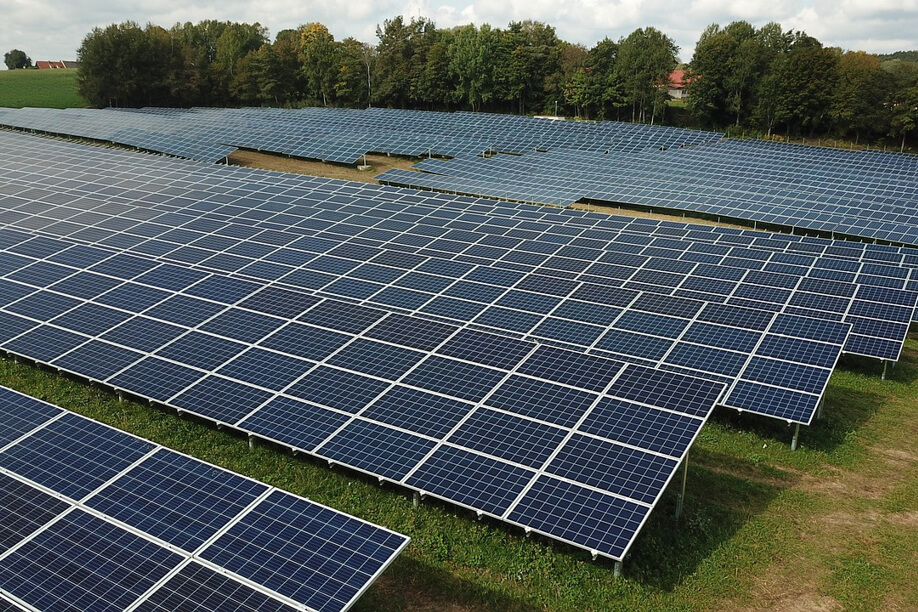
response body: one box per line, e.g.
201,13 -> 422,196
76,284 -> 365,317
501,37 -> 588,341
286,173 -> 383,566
248,435 -> 256,450
881,360 -> 888,380
791,423 -> 800,451
675,451 -> 689,519
412,491 -> 420,509
816,397 -> 824,420
613,561 -> 623,578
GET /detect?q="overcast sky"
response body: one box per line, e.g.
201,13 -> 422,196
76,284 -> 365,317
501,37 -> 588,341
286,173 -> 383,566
2,0 -> 917,68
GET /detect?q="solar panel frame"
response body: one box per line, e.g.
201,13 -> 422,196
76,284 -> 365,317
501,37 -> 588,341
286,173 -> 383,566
0,386 -> 410,612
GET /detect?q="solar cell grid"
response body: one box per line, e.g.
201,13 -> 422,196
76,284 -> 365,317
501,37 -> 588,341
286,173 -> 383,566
0,386 -> 409,612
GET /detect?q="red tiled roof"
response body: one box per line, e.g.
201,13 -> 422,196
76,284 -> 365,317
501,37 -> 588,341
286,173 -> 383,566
36,61 -> 67,70
669,69 -> 688,89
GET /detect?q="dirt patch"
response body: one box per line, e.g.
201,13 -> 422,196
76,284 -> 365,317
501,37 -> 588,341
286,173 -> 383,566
571,201 -> 756,230
227,150 -> 418,184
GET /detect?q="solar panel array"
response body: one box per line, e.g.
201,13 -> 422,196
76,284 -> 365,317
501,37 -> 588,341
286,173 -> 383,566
377,138 -> 918,247
0,129 -> 732,562
2,130 -> 916,418
0,106 -> 722,166
0,385 -> 409,612
0,108 -> 237,164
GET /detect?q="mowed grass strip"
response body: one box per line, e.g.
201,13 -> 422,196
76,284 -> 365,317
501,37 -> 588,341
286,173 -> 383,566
0,68 -> 87,108
0,334 -> 915,611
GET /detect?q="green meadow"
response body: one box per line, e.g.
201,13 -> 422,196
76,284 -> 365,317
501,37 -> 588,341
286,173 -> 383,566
0,68 -> 86,108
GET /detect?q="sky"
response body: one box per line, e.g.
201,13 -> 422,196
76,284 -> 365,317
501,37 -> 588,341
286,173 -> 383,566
2,0 -> 917,68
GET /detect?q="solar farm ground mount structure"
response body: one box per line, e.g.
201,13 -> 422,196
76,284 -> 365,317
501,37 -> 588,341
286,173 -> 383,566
0,111 -> 915,583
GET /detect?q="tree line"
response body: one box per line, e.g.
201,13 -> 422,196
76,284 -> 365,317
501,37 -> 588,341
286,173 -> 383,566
686,22 -> 918,148
75,19 -> 677,123
75,18 -> 918,147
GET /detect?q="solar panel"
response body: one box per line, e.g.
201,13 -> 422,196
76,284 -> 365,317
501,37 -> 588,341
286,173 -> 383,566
0,386 -> 408,612
0,226 -> 724,561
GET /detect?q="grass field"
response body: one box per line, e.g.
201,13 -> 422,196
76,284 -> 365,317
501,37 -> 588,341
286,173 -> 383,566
0,68 -> 86,108
1,333 -> 915,611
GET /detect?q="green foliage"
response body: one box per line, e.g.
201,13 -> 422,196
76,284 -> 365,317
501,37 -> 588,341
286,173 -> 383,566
0,68 -> 86,108
69,14 -> 918,142
4,49 -> 32,70
616,27 -> 678,124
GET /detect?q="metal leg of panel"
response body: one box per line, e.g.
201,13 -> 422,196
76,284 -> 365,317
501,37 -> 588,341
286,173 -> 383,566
248,435 -> 256,450
413,491 -> 420,509
791,423 -> 801,451
816,397 -> 824,420
675,451 -> 689,519
882,360 -> 887,381
614,561 -> 623,578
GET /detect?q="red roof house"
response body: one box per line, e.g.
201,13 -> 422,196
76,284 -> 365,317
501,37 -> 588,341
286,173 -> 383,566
36,61 -> 67,70
668,69 -> 689,99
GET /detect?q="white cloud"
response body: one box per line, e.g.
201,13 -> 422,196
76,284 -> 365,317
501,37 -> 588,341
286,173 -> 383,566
0,0 -> 915,66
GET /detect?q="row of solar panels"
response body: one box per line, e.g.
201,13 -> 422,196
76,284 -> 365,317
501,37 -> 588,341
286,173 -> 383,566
0,130 -> 726,564
4,130 -> 916,427
1,128 -> 914,574
0,386 -> 408,612
0,105 -> 722,166
377,138 -> 918,247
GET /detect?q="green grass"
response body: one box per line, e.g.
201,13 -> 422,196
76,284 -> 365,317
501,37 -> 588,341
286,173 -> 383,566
0,68 -> 87,108
0,335 -> 916,611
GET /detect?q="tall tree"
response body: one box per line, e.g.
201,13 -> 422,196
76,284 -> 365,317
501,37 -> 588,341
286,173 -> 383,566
833,51 -> 893,142
335,38 -> 373,107
584,37 -> 625,119
300,22 -> 339,106
772,33 -> 838,135
616,27 -> 678,123
373,16 -> 415,107
450,24 -> 497,111
4,49 -> 32,70
497,20 -> 561,114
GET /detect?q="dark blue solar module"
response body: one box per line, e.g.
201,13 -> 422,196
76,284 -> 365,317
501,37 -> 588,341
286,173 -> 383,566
171,375 -> 274,424
286,365 -> 390,413
239,396 -> 352,449
401,356 -> 506,402
506,476 -> 646,560
52,340 -> 144,381
86,448 -> 268,550
0,389 -> 62,448
0,473 -> 70,555
361,386 -> 472,438
200,307 -> 286,343
447,408 -> 567,468
155,331 -> 246,371
200,489 -> 409,612
725,381 -> 818,423
327,339 -> 426,380
217,347 -> 313,390
0,386 -> 409,612
547,434 -> 677,504
0,412 -> 154,500
109,357 -> 204,401
406,445 -> 534,516
0,510 -> 182,612
260,323 -> 351,362
516,345 -> 624,393
317,419 -> 437,480
579,397 -> 701,457
134,562 -> 299,612
485,375 -> 598,428
606,366 -> 725,418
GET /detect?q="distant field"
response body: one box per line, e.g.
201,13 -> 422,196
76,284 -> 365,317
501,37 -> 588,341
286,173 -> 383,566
0,68 -> 86,108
